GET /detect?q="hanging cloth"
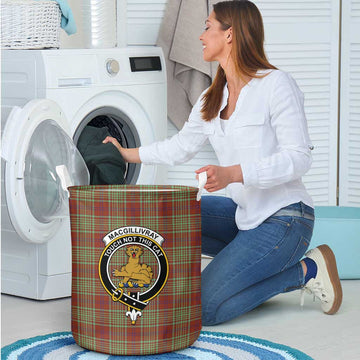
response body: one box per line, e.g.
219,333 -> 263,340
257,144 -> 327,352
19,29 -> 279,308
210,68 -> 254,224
157,0 -> 218,130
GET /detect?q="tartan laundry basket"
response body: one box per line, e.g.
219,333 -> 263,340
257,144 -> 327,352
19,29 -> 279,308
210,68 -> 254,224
68,185 -> 202,355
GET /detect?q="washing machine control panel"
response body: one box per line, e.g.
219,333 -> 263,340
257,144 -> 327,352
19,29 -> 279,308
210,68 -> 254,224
129,56 -> 162,72
106,59 -> 120,76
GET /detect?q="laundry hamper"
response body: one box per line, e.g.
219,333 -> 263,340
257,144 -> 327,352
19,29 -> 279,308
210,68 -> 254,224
68,185 -> 202,355
1,0 -> 61,49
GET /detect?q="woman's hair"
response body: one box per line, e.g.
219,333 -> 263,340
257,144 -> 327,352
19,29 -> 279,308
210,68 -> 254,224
201,0 -> 277,121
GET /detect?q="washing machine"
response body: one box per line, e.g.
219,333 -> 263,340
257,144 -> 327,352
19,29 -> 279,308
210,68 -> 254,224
1,47 -> 167,300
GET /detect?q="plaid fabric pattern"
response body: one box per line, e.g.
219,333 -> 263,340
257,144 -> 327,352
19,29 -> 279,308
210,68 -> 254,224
68,185 -> 202,355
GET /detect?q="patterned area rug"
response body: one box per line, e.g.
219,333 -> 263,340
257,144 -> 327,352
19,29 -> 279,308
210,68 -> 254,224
1,331 -> 314,360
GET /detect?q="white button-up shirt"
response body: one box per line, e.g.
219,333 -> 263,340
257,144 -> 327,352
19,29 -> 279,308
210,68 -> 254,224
139,70 -> 314,230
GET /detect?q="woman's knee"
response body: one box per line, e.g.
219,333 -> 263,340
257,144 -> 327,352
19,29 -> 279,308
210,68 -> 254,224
202,311 -> 217,326
201,294 -> 218,326
201,272 -> 226,325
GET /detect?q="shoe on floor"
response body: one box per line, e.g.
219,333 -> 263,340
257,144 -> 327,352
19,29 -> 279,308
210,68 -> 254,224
301,244 -> 343,315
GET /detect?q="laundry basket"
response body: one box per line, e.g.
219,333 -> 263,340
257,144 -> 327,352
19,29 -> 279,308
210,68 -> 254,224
68,185 -> 202,356
1,0 -> 61,49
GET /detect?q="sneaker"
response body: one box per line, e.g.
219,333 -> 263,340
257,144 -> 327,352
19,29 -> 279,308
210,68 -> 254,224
301,244 -> 342,315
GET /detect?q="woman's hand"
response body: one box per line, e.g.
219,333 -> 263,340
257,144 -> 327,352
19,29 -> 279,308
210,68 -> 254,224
102,136 -> 141,163
195,164 -> 243,192
103,136 -> 122,152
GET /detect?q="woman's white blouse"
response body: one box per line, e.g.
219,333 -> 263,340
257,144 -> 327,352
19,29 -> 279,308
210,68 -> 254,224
139,70 -> 314,230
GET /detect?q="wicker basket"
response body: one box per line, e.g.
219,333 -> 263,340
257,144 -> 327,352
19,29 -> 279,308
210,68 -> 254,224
1,0 -> 61,49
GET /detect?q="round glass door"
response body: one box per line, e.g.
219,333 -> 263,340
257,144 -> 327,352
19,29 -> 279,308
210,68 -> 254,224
3,99 -> 90,243
24,120 -> 89,223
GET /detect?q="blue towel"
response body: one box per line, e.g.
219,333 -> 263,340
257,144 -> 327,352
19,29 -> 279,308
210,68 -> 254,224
53,0 -> 77,35
35,0 -> 77,35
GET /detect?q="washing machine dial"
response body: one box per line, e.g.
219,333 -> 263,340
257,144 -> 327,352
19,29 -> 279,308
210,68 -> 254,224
106,59 -> 119,76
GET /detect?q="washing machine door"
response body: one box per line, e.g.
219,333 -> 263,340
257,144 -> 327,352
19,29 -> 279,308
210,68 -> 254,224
2,99 -> 90,244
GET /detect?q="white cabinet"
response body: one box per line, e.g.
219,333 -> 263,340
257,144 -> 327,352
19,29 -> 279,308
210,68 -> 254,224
258,0 -> 340,205
339,0 -> 360,206
125,0 -> 167,46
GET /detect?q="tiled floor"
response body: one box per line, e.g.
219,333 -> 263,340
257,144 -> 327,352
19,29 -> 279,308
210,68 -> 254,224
1,268 -> 359,359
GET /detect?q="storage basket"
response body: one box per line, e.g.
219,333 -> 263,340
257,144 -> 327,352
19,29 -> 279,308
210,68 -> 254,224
68,185 -> 202,355
1,0 -> 61,49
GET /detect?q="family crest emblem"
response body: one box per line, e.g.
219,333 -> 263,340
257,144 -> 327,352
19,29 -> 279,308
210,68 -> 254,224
98,226 -> 169,325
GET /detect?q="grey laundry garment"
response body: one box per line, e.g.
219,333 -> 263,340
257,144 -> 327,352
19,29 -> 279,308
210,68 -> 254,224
157,0 -> 218,130
77,126 -> 126,185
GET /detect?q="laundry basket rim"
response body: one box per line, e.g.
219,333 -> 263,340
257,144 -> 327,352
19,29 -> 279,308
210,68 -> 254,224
68,184 -> 199,194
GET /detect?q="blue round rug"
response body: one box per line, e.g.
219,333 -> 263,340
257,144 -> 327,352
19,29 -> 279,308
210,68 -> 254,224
1,331 -> 313,360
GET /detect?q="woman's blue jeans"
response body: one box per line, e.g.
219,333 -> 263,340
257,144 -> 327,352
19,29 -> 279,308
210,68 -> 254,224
201,196 -> 314,325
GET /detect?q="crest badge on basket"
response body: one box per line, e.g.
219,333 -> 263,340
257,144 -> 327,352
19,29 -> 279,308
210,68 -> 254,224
99,226 -> 169,324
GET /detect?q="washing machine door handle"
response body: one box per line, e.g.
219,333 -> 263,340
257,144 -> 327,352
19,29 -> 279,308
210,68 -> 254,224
2,99 -> 90,244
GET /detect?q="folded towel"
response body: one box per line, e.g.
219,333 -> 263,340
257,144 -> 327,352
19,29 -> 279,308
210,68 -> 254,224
35,0 -> 77,35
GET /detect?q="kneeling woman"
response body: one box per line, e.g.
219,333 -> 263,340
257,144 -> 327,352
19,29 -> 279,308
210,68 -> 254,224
103,0 -> 342,325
